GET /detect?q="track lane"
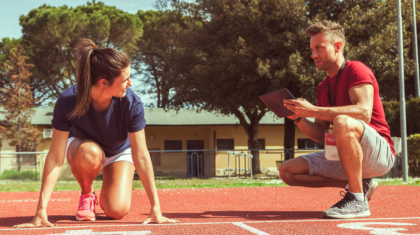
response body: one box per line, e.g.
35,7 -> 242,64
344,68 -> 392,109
0,186 -> 419,234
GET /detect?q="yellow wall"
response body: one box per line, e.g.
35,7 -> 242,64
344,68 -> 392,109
0,139 -> 18,175
35,125 -> 74,179
2,124 -> 320,179
145,124 -> 318,177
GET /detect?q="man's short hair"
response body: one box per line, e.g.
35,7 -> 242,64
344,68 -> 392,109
305,20 -> 345,49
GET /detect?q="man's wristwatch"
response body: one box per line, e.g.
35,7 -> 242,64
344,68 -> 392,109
293,117 -> 302,124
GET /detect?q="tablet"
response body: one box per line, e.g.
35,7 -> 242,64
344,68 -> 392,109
259,88 -> 296,118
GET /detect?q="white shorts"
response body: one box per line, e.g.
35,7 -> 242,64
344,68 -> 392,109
65,137 -> 134,170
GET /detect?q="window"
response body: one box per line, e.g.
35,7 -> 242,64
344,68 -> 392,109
164,140 -> 182,150
297,138 -> 324,149
148,148 -> 161,166
21,143 -> 37,166
217,139 -> 234,150
43,129 -> 53,139
248,139 -> 265,150
21,154 -> 36,166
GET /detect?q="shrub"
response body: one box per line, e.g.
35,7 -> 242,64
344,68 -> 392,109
0,169 -> 37,180
382,100 -> 400,136
406,98 -> 420,135
408,134 -> 420,177
383,97 -> 420,136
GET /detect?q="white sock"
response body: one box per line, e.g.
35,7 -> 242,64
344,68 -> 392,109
345,184 -> 349,190
349,191 -> 365,202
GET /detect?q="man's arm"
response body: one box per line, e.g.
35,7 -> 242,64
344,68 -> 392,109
284,83 -> 374,123
293,117 -> 330,143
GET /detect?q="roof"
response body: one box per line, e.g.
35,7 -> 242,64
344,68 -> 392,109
144,108 -> 285,126
1,107 -> 286,126
1,107 -> 318,126
2,107 -> 321,126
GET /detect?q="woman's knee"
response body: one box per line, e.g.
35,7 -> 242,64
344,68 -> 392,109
103,204 -> 130,220
69,140 -> 104,168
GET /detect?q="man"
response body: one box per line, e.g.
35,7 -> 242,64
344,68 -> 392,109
280,20 -> 395,219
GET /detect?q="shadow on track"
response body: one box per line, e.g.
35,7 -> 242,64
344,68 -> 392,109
0,215 -> 74,227
157,211 -> 323,221
0,211 -> 325,227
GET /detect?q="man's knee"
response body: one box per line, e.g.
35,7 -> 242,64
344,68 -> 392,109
333,115 -> 357,137
278,164 -> 296,186
333,115 -> 365,142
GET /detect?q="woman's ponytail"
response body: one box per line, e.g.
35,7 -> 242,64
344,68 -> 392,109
68,38 -> 130,119
69,39 -> 98,119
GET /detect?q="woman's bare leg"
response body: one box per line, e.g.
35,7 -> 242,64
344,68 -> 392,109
67,139 -> 104,194
100,161 -> 135,220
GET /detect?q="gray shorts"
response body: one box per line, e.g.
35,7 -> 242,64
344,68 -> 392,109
301,120 -> 395,180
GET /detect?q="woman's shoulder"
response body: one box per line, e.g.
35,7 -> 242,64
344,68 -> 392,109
121,88 -> 142,105
112,88 -> 143,115
57,85 -> 78,106
59,84 -> 78,99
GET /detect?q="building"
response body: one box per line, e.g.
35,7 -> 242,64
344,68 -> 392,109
0,108 -> 321,179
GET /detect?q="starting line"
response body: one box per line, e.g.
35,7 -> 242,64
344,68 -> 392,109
3,217 -> 420,235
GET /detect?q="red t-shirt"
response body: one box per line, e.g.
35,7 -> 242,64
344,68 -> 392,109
316,60 -> 395,156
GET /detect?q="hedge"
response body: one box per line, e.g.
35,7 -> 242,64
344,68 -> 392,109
408,134 -> 420,177
382,97 -> 420,136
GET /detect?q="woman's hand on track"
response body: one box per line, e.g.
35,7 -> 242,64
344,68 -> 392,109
12,210 -> 56,228
142,206 -> 180,224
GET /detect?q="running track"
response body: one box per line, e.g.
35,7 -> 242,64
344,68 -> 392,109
0,186 -> 419,234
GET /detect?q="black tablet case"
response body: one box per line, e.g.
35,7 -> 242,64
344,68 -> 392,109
259,88 -> 296,118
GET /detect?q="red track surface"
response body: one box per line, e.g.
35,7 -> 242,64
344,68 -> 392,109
0,186 -> 419,234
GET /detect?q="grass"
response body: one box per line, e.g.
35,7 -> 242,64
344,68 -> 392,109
0,178 -> 286,192
0,169 -> 37,180
0,177 -> 419,192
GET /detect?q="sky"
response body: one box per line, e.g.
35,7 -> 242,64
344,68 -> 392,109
0,0 -> 157,39
0,0 -> 158,106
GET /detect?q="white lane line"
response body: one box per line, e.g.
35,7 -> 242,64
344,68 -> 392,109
0,198 -> 70,203
46,229 -> 152,235
3,217 -> 420,231
337,222 -> 419,235
232,222 -> 270,235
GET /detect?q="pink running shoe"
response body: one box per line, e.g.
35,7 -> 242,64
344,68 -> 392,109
76,192 -> 98,221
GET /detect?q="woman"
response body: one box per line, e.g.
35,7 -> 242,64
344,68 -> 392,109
13,39 -> 178,228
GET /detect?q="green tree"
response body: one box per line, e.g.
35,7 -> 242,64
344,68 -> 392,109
0,44 -> 42,171
289,0 -> 420,148
133,10 -> 194,108
342,0 -> 417,101
19,1 -> 143,105
169,0 -> 308,173
304,0 -> 420,101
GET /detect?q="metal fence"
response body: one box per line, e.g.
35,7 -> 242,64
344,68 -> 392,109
0,152 -> 47,180
0,149 -> 323,180
110,149 -> 321,179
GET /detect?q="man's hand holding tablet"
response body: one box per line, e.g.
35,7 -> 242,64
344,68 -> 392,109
283,98 -> 317,119
259,88 -> 315,124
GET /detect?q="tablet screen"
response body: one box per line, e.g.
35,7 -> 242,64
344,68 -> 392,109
259,88 -> 295,118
